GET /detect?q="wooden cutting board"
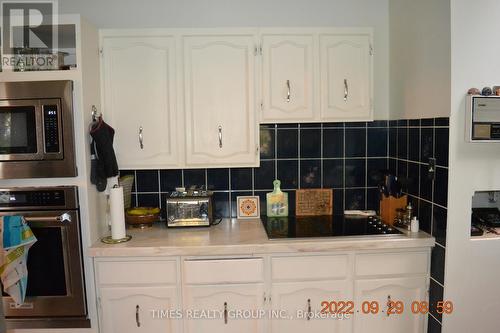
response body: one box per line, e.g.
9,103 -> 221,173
295,189 -> 333,216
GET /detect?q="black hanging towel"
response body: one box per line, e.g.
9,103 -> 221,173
90,117 -> 119,192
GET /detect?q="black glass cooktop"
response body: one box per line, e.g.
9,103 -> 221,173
261,215 -> 403,239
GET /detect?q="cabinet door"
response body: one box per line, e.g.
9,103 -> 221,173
270,280 -> 353,333
102,36 -> 179,169
99,286 -> 180,333
353,277 -> 427,333
183,284 -> 265,333
183,34 -> 258,167
320,34 -> 372,121
261,34 -> 314,122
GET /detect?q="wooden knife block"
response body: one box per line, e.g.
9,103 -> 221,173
380,195 -> 407,225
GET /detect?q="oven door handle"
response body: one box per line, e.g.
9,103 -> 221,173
24,212 -> 72,223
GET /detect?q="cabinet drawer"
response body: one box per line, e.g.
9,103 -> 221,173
355,252 -> 428,277
272,255 -> 349,281
183,258 -> 264,284
97,260 -> 177,285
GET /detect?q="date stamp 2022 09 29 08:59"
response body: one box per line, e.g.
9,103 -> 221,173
320,300 -> 454,316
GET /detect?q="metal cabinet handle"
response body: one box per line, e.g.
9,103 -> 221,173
139,126 -> 144,150
25,212 -> 72,223
307,298 -> 311,321
136,305 -> 141,327
286,80 -> 291,103
344,79 -> 349,102
224,302 -> 228,324
218,125 -> 223,148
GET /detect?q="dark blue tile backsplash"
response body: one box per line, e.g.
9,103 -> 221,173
122,121 -> 390,218
389,117 -> 449,333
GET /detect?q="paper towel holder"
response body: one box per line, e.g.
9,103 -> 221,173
101,235 -> 132,244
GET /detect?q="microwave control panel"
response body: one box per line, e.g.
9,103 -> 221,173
43,104 -> 60,153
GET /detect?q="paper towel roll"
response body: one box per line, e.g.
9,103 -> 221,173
109,186 -> 126,240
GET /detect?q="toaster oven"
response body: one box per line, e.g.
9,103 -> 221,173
166,191 -> 213,227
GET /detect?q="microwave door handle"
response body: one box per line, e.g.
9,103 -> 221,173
25,212 -> 72,223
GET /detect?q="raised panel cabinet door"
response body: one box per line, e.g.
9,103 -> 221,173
320,34 -> 373,121
270,280 -> 353,333
183,35 -> 258,167
353,277 -> 428,333
261,34 -> 314,122
99,286 -> 180,333
183,284 -> 265,333
102,36 -> 179,169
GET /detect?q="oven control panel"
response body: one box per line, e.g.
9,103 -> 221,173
0,190 -> 65,207
43,105 -> 60,153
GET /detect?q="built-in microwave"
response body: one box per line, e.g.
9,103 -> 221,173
0,80 -> 76,178
466,95 -> 500,142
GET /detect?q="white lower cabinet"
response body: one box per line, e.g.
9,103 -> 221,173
183,284 -> 265,333
353,277 -> 428,333
95,250 -> 430,333
271,280 -> 353,333
99,286 -> 180,333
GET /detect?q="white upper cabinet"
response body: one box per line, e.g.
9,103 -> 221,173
320,32 -> 373,121
183,34 -> 259,167
101,35 -> 179,169
261,34 -> 315,122
99,28 -> 374,169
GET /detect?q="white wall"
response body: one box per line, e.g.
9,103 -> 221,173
446,1 -> 500,332
58,0 -> 390,119
389,0 -> 451,120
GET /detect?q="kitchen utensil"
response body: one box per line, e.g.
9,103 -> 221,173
266,180 -> 288,217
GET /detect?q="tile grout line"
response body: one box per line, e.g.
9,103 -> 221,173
134,170 -> 138,207
157,169 -> 161,208
406,193 -> 448,210
297,124 -> 301,189
131,186 -> 381,195
228,168 -> 232,218
343,123 -> 346,211
204,168 -> 208,190
251,165 -> 255,196
431,123 -> 436,239
365,123 -> 368,209
418,124 -> 422,201
430,276 -> 445,288
386,122 -> 390,170
274,124 -> 278,183
435,242 -> 446,249
320,123 -> 324,188
428,312 -> 442,325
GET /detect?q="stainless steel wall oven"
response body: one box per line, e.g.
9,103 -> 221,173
0,186 -> 89,329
